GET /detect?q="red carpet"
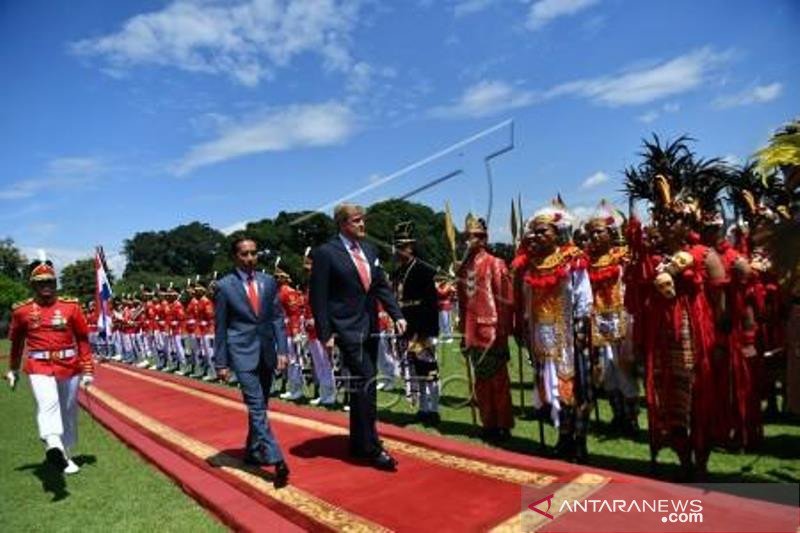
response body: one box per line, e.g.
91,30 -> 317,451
79,363 -> 798,532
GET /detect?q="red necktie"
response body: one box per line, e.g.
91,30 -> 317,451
246,274 -> 260,315
349,242 -> 371,291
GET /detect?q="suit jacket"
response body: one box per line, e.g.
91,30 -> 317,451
310,236 -> 403,346
214,270 -> 289,372
392,258 -> 440,339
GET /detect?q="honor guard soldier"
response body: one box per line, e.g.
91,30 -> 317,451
6,259 -> 94,474
392,221 -> 441,425
194,280 -> 217,381
277,268 -> 307,401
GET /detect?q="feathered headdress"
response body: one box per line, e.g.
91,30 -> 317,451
624,135 -> 699,219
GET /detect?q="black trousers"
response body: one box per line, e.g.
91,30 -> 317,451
338,337 -> 380,456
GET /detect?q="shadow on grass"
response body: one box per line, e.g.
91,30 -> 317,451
15,454 -> 98,502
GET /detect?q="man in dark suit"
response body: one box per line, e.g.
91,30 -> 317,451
215,236 -> 290,487
310,203 -> 406,471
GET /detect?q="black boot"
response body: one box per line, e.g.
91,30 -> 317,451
623,397 -> 640,437
553,433 -> 575,460
609,391 -> 624,432
574,435 -> 589,464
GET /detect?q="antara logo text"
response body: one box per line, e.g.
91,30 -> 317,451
528,495 -> 704,524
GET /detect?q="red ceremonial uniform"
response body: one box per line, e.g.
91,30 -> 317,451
166,300 -> 185,335
185,297 -> 200,335
86,308 -> 99,334
197,295 -> 215,335
278,284 -> 304,336
8,297 -> 93,379
436,283 -> 455,311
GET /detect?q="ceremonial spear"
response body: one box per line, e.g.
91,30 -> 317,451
445,201 -> 477,426
510,198 -> 525,412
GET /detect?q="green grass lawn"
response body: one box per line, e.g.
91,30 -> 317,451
2,335 -> 797,531
0,340 -> 224,532
365,340 -> 800,483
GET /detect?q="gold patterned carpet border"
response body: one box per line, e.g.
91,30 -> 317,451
106,364 -> 557,487
86,386 -> 390,533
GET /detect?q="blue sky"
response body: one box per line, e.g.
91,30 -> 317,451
1,0 -> 797,275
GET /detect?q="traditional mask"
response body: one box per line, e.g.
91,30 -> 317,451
654,272 -> 676,299
667,251 -> 694,275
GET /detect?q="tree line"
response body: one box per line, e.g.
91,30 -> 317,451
2,199 -> 506,333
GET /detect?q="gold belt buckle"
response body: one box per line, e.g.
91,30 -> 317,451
49,350 -> 59,361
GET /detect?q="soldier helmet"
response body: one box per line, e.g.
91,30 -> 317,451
29,259 -> 56,282
393,220 -> 416,246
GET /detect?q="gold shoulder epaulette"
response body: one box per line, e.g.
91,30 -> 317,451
12,298 -> 33,310
59,296 -> 79,304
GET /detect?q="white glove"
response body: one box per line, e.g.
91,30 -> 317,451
80,374 -> 94,389
6,370 -> 18,391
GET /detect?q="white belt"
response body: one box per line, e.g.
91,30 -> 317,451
28,348 -> 77,360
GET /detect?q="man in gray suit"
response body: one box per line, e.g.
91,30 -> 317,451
215,236 -> 290,487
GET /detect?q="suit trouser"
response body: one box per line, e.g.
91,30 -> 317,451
29,374 -> 80,450
339,337 -> 381,456
235,358 -> 284,463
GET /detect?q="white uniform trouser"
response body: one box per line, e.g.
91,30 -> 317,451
286,336 -> 305,396
202,334 -> 215,376
88,332 -> 99,356
168,334 -> 187,366
439,310 -> 452,339
29,374 -> 80,451
185,334 -> 199,367
112,331 -> 123,357
415,338 -> 440,413
377,333 -> 399,386
153,331 -> 167,366
308,339 -> 336,402
122,333 -> 135,362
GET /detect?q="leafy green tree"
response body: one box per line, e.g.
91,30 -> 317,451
124,222 -> 225,277
60,258 -> 115,304
0,238 -> 27,281
0,274 -> 30,335
365,199 -> 451,273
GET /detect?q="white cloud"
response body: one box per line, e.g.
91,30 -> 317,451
174,102 -> 357,175
0,157 -> 105,201
430,80 -> 536,119
219,220 -> 248,235
527,0 -> 600,30
454,0 -> 497,17
637,110 -> 659,124
713,82 -> 783,109
581,171 -> 609,189
637,101 -> 681,123
548,47 -> 729,106
432,48 -> 728,120
70,0 -> 363,87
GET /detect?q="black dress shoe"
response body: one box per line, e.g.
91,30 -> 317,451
46,447 -> 68,470
370,450 -> 398,471
273,461 -> 290,488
